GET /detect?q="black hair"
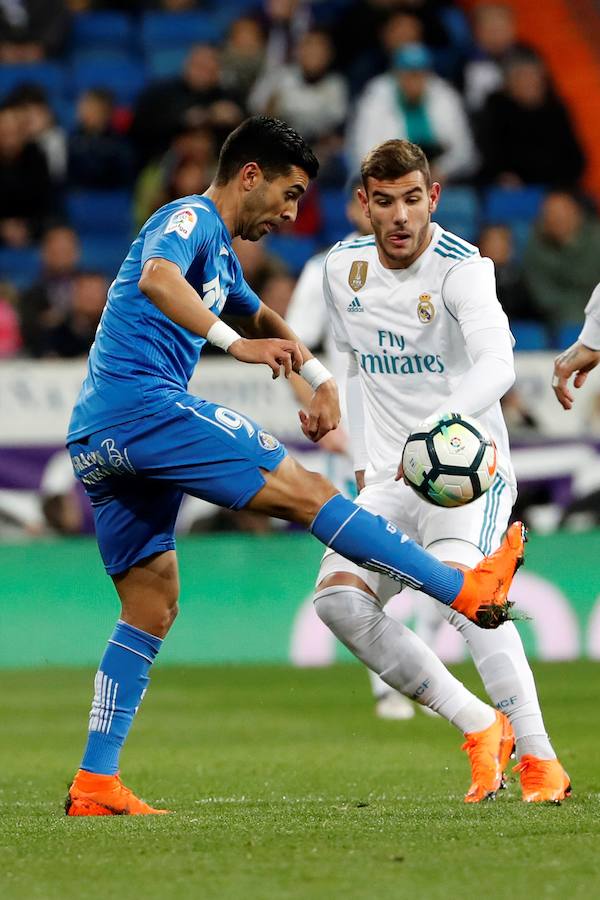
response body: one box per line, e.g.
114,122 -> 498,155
215,116 -> 319,185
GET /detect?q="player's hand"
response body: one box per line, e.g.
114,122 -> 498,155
229,337 -> 303,379
317,425 -> 348,454
552,341 -> 600,410
298,379 -> 341,443
394,462 -> 408,484
355,469 -> 365,493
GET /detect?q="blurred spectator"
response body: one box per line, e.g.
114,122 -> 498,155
5,84 -> 67,183
335,0 -> 450,95
463,3 -> 538,112
222,17 -> 266,100
257,271 -> 295,318
260,0 -> 311,71
0,104 -> 52,246
523,193 -> 600,330
249,29 -> 347,142
478,224 -> 541,321
68,88 -> 134,189
0,280 -> 22,357
232,237 -> 287,293
0,0 -> 68,62
133,125 -> 216,228
476,52 -> 585,187
40,270 -> 107,358
131,44 -> 244,165
19,225 -> 80,356
348,43 -> 476,181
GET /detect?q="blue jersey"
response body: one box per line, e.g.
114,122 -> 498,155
67,195 -> 260,441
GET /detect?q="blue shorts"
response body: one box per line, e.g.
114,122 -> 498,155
68,392 -> 287,575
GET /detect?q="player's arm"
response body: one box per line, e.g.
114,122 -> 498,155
138,257 -> 302,378
552,283 -> 600,409
235,300 -> 341,443
345,353 -> 368,493
436,258 -> 516,417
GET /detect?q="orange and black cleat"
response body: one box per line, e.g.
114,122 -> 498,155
463,710 -> 514,803
514,755 -> 572,804
451,522 -> 527,628
65,769 -> 169,816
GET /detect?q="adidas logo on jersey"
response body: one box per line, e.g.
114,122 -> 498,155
347,297 -> 364,313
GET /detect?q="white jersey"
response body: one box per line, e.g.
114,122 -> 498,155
580,283 -> 600,350
323,223 -> 515,486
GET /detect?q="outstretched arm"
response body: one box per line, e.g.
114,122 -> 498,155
552,285 -> 600,410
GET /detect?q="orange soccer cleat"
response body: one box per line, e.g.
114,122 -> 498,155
65,769 -> 169,816
514,755 -> 572,803
451,522 -> 527,628
462,710 -> 514,803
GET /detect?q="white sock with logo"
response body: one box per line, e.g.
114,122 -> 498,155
314,585 -> 495,734
425,540 -> 556,760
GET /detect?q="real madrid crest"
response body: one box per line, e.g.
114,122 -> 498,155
348,260 -> 368,291
417,293 -> 435,324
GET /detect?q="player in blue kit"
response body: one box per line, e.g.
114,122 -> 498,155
64,117 -> 525,816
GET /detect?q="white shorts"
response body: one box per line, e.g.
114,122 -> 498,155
317,473 -> 516,599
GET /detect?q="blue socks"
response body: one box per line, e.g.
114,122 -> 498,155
311,493 -> 464,605
81,620 -> 162,775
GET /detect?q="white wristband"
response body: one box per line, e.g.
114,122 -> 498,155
300,357 -> 333,391
206,320 -> 241,352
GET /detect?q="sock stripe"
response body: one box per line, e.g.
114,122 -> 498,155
108,639 -> 155,664
105,680 -> 119,734
324,505 -> 361,547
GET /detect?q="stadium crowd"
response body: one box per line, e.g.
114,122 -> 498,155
0,0 -> 599,359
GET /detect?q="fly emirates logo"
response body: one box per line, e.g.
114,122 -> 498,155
355,330 -> 445,376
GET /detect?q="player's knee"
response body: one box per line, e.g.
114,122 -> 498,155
313,583 -> 378,631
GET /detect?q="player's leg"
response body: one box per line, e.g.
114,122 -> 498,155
312,559 -> 510,802
245,455 -> 524,624
66,440 -> 184,815
419,485 -> 571,802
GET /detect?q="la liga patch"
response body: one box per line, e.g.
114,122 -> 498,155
165,207 -> 198,239
258,430 -> 280,451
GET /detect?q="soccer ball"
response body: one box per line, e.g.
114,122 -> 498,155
401,412 -> 497,508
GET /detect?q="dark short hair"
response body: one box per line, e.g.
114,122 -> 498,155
215,116 -> 319,185
361,139 -> 431,190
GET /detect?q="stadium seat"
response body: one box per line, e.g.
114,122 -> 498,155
140,12 -> 227,53
265,235 -> 320,276
70,56 -> 147,106
319,189 -> 352,245
80,236 -> 131,279
511,319 -> 549,351
69,12 -> 134,54
556,322 -> 582,350
0,62 -> 65,104
433,186 -> 479,243
145,47 -> 190,80
0,247 -> 42,290
483,186 -> 546,225
66,190 -> 133,238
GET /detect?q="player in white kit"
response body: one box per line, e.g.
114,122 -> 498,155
288,177 -> 441,721
313,139 -> 570,802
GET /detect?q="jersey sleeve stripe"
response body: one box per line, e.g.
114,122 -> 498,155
437,239 -> 471,258
440,233 -> 477,255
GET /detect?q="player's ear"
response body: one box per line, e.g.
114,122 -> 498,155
240,162 -> 262,192
357,188 -> 371,219
429,182 -> 441,213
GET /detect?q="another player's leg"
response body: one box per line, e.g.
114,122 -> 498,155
66,550 -> 178,816
246,456 -> 525,627
312,559 -> 510,803
424,538 -> 570,803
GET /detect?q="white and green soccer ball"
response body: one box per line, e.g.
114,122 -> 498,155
401,413 -> 497,508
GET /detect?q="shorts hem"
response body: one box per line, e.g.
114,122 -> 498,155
104,540 -> 177,576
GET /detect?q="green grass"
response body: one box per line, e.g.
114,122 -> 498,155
0,662 -> 598,900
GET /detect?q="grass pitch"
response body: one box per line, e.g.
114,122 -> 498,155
0,661 -> 598,900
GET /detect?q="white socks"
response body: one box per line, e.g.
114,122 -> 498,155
314,585 -> 495,735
